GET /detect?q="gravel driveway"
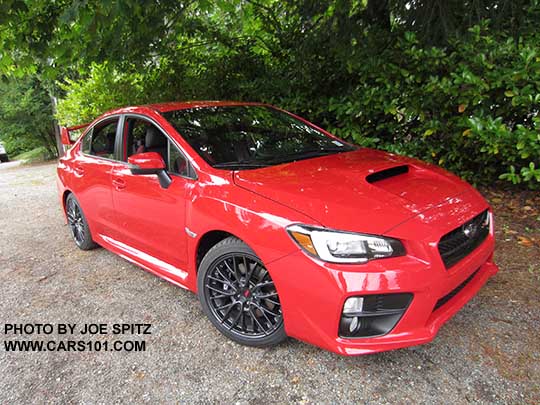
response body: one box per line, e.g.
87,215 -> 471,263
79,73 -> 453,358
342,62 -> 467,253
0,163 -> 538,404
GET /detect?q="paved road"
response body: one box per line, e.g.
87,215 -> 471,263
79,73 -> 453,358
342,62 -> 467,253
0,163 -> 538,404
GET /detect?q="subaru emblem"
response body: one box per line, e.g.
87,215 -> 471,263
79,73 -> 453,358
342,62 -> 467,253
462,223 -> 478,238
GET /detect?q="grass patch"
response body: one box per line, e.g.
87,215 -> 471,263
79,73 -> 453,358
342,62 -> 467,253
12,146 -> 55,163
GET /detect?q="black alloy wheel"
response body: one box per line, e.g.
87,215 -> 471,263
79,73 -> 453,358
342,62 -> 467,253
198,237 -> 286,347
65,194 -> 97,250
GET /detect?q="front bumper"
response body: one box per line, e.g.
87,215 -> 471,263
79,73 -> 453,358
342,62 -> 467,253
267,194 -> 499,355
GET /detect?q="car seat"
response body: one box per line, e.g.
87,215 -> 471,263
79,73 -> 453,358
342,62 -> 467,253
145,126 -> 167,163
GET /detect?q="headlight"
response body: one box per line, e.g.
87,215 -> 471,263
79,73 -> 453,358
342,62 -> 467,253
287,225 -> 405,264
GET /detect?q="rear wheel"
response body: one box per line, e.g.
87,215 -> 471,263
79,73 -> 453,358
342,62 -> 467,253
198,237 -> 286,347
65,194 -> 98,250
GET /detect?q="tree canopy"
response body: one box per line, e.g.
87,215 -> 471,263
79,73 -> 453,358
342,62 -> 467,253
0,0 -> 538,187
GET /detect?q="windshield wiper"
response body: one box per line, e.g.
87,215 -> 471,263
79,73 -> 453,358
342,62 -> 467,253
213,161 -> 270,169
268,148 -> 350,164
213,147 -> 354,169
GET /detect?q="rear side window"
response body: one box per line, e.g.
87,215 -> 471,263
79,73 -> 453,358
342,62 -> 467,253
81,129 -> 92,154
89,119 -> 119,159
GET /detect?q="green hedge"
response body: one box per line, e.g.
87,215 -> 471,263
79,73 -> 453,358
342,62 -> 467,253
317,26 -> 540,188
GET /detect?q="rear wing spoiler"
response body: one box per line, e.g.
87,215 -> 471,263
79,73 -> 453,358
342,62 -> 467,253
60,123 -> 90,146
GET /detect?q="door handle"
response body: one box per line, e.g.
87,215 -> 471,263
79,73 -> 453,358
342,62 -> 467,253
112,178 -> 126,190
74,166 -> 84,176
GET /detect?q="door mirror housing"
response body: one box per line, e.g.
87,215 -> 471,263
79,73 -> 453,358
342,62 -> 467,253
128,152 -> 166,171
128,152 -> 172,189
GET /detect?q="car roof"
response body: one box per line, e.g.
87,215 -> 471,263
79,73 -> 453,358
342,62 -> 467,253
148,101 -> 267,113
105,101 -> 268,116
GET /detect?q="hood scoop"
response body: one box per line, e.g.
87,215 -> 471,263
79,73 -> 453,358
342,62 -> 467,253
366,165 -> 409,184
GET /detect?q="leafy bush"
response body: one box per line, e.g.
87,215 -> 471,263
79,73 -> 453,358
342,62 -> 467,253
12,146 -> 55,163
56,63 -> 150,125
320,25 -> 540,189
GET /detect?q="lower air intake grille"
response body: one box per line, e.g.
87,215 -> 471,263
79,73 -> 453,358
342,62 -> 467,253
438,210 -> 490,269
433,268 -> 479,311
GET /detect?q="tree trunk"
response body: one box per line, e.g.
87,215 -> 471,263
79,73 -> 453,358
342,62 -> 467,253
50,95 -> 63,158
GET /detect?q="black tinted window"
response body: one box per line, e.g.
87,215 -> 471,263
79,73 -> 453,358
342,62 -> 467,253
124,117 -> 190,177
169,141 -> 189,176
81,129 -> 92,154
162,106 -> 355,169
90,119 -> 118,159
125,119 -> 148,159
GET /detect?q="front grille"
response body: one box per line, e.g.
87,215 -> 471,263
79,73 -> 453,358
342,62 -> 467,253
438,210 -> 490,269
433,268 -> 479,311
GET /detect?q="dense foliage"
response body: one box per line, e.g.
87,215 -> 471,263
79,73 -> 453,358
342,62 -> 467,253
0,77 -> 57,157
1,0 -> 539,188
324,26 -> 540,187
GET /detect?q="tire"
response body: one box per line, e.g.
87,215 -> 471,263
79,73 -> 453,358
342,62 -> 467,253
198,236 -> 287,347
65,194 -> 98,250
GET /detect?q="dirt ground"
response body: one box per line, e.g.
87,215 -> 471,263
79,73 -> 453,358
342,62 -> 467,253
0,162 -> 539,404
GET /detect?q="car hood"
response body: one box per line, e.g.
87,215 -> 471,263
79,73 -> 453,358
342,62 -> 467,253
233,149 -> 474,235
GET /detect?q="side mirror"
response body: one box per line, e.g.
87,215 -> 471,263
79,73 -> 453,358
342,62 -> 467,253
128,152 -> 172,189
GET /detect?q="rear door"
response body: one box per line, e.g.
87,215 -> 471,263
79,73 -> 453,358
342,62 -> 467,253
109,115 -> 195,277
71,116 -> 121,238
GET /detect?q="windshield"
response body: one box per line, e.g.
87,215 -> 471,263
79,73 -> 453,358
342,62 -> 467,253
161,105 -> 356,169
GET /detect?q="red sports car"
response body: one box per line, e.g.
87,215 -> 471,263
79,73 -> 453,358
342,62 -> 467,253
57,101 -> 498,355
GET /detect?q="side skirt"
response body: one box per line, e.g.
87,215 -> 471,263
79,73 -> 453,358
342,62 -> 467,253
98,234 -> 192,291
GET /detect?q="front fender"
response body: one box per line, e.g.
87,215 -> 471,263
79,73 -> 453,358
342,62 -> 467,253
185,177 -> 318,291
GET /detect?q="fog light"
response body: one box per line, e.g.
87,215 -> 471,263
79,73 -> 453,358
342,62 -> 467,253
349,316 -> 359,333
343,297 -> 364,315
339,293 -> 413,338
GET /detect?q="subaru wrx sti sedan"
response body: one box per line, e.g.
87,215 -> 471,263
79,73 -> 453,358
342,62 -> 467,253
57,102 -> 498,355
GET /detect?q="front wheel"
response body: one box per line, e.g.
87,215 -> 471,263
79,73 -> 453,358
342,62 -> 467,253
197,237 -> 287,347
65,194 -> 98,250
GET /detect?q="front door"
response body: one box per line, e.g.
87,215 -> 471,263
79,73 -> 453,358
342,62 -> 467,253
110,116 -> 194,281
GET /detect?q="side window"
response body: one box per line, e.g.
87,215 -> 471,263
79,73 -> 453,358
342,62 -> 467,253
169,141 -> 189,177
89,119 -> 119,159
126,119 -> 148,159
124,117 -> 191,177
81,129 -> 92,154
